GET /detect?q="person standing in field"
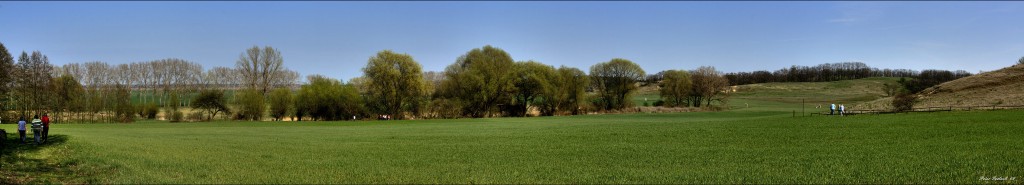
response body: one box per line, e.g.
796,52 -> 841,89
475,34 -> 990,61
830,103 -> 836,115
42,113 -> 50,142
840,104 -> 846,116
31,115 -> 43,144
18,117 -> 27,143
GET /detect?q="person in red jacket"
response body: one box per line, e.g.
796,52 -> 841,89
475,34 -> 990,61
42,113 -> 50,142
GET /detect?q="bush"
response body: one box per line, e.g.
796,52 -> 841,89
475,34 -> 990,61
139,103 -> 159,119
653,100 -> 666,107
882,83 -> 903,97
294,76 -> 364,121
892,93 -> 917,112
424,98 -> 462,119
268,88 -> 293,121
191,89 -> 230,121
167,110 -> 184,122
112,84 -> 135,123
164,93 -> 185,122
233,89 -> 266,121
187,112 -> 204,122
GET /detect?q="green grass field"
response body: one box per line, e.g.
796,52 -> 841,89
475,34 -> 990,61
2,79 -> 1022,184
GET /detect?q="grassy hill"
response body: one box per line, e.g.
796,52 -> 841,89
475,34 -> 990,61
632,77 -> 899,111
916,64 -> 1024,108
732,77 -> 898,104
855,64 -> 1024,111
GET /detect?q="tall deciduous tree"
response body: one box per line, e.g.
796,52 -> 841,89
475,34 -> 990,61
659,70 -> 692,107
508,61 -> 556,117
362,50 -> 425,120
590,58 -> 645,110
236,45 -> 288,96
689,66 -> 729,107
553,66 -> 589,115
438,45 -> 516,118
0,42 -> 14,118
14,51 -> 55,116
50,75 -> 84,123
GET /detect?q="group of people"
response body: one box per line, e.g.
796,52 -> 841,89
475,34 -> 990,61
16,114 -> 51,145
830,103 -> 846,116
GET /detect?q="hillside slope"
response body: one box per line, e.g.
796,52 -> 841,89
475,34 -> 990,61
916,64 -> 1024,107
855,64 -> 1024,110
732,77 -> 898,104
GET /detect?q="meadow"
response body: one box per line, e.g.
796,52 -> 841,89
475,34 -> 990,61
2,79 -> 1022,184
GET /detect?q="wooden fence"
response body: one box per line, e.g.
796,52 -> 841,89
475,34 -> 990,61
811,105 -> 1024,116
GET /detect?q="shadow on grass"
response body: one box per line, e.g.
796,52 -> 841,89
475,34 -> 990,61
1,133 -> 102,184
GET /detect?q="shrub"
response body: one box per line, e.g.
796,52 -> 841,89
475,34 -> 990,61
112,84 -> 134,123
653,100 -> 666,107
424,98 -> 462,119
892,93 -> 917,112
168,110 -> 184,122
140,103 -> 160,119
233,89 -> 266,121
165,93 -> 185,122
294,76 -> 364,121
268,88 -> 293,121
187,112 -> 204,122
882,83 -> 903,97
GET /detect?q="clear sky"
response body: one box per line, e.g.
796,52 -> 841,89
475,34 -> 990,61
2,1 -> 1022,81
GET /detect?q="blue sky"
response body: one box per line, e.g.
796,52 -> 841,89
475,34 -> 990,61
1,1 -> 1022,81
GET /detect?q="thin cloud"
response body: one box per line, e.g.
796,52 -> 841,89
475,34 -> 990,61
827,2 -> 887,25
827,18 -> 859,23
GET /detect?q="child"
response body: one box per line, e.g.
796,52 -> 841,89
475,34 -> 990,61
840,104 -> 846,116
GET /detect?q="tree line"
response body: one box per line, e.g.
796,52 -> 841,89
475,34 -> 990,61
721,62 -> 971,86
1,42 -> 732,123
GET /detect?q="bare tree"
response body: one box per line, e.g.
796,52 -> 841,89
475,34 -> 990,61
689,66 -> 729,107
206,67 -> 239,89
236,45 -> 286,95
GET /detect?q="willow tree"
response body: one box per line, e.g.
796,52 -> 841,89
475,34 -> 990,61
659,70 -> 692,107
589,58 -> 645,110
361,50 -> 425,120
508,61 -> 556,117
535,66 -> 588,116
438,45 -> 516,118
